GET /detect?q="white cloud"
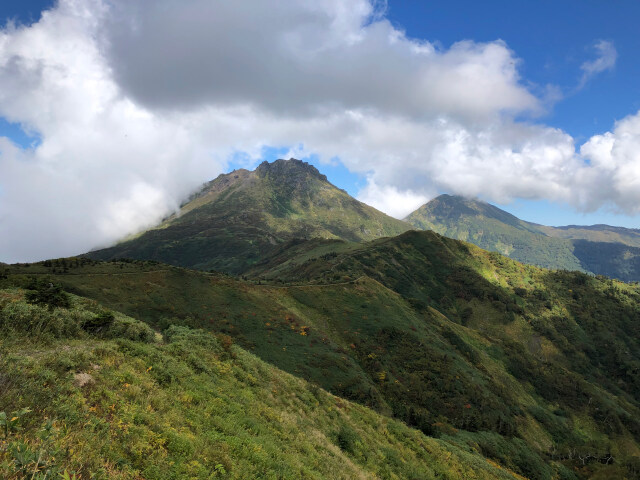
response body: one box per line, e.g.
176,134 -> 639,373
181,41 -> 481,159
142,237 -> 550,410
579,40 -> 617,88
357,179 -> 430,219
101,0 -> 538,120
0,0 -> 638,262
254,113 -> 583,218
0,1 -> 224,260
579,111 -> 640,212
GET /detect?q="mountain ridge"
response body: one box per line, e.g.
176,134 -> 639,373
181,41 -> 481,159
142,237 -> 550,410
406,194 -> 640,281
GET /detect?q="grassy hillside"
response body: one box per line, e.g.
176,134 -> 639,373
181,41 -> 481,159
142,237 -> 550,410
405,194 -> 640,281
88,159 -> 412,274
0,286 -> 522,480
5,232 -> 640,478
249,231 -> 640,478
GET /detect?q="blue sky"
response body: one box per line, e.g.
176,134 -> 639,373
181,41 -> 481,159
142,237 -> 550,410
0,0 -> 50,152
0,0 -> 52,27
2,0 -> 640,262
386,0 -> 640,142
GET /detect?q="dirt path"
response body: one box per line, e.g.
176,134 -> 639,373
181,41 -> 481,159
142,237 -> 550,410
251,276 -> 366,289
9,269 -> 172,277
9,269 -> 367,288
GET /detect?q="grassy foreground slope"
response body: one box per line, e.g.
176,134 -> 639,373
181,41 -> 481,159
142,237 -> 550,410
5,232 -> 640,478
88,159 -> 412,274
0,288 -> 518,480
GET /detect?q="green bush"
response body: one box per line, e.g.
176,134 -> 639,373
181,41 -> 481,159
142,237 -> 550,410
0,301 -> 83,338
107,316 -> 155,343
164,325 -> 219,349
0,295 -> 155,343
334,424 -> 360,455
82,311 -> 115,334
24,278 -> 70,311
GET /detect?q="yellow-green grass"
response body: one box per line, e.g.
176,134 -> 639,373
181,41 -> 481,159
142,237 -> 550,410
0,289 -> 521,480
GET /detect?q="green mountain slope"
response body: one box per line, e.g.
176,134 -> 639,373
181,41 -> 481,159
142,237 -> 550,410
6,233 -> 640,478
87,159 -> 412,274
405,194 -> 640,281
570,239 -> 640,282
0,286 -> 523,480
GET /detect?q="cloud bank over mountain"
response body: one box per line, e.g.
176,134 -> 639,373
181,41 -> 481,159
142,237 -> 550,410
0,0 -> 638,261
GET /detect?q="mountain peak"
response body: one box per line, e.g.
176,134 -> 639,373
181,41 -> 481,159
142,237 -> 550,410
88,158 -> 411,273
255,158 -> 328,182
411,194 -> 523,227
429,194 -> 481,215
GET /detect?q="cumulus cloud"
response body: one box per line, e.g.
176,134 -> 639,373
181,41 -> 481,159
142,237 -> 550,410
357,179 -> 430,219
579,40 -> 617,88
101,0 -> 538,120
0,0 -> 225,261
579,111 -> 640,212
0,0 -> 638,263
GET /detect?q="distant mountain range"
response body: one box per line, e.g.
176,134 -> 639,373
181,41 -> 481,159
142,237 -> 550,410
406,194 -> 640,282
89,159 -> 411,273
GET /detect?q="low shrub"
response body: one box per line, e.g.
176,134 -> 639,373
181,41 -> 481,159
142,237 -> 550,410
0,301 -> 82,338
334,424 -> 360,455
82,311 -> 115,334
24,278 -> 70,311
107,316 -> 155,343
0,298 -> 155,344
